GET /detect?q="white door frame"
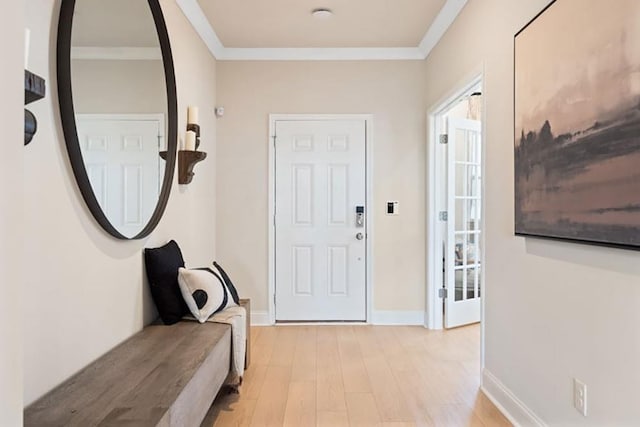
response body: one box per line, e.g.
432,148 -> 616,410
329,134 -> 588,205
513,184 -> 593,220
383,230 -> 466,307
268,114 -> 374,325
75,113 -> 166,148
426,69 -> 486,331
75,113 -> 165,131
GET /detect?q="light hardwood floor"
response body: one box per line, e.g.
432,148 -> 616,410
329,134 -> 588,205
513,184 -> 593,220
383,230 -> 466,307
202,324 -> 512,427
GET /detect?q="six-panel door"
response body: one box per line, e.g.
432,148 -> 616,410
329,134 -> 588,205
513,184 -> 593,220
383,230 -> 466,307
275,119 -> 367,321
77,116 -> 162,238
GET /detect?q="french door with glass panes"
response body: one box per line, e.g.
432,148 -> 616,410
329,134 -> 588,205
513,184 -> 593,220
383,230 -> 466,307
444,117 -> 482,328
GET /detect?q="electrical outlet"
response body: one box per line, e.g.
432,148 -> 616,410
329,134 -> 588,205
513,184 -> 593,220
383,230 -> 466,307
573,378 -> 587,416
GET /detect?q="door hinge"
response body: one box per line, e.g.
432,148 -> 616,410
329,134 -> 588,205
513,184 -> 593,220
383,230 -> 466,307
439,288 -> 448,299
272,135 -> 277,147
273,294 -> 276,306
439,134 -> 448,144
439,211 -> 448,221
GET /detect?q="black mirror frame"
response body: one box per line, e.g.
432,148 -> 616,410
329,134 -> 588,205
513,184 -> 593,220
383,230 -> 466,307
57,0 -> 177,240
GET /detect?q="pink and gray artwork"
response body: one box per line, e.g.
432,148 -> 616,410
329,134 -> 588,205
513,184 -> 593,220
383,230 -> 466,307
514,0 -> 640,248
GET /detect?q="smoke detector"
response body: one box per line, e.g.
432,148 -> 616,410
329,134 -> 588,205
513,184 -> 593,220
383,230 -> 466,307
312,8 -> 333,18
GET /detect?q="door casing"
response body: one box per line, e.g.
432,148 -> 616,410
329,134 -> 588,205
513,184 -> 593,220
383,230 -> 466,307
268,114 -> 374,325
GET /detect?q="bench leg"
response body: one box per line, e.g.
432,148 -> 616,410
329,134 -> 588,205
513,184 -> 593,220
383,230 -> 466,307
221,384 -> 240,395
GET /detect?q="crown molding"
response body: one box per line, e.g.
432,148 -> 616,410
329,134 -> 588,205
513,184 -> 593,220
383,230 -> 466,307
176,0 -> 224,57
176,0 -> 467,61
418,0 -> 468,58
217,47 -> 425,61
71,47 -> 162,60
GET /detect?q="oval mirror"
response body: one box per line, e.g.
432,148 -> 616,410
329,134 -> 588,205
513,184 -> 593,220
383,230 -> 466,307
57,0 -> 177,239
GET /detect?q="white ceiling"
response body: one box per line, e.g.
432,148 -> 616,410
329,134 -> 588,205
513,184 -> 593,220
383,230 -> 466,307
197,0 -> 447,48
177,0 -> 468,60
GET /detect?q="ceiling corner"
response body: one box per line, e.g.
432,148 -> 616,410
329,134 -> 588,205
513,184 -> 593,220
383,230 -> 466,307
176,0 -> 223,59
418,0 -> 468,59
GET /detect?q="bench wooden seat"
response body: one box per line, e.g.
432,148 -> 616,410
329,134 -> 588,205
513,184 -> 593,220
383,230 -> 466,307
24,321 -> 231,427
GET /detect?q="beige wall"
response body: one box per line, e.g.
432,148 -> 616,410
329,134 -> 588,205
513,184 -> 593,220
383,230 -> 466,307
23,0 -> 217,405
425,0 -> 640,424
216,61 -> 429,315
72,59 -> 166,114
0,2 -> 24,424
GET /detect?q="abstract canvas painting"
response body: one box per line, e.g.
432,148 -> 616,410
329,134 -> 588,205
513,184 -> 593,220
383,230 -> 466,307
514,0 -> 640,249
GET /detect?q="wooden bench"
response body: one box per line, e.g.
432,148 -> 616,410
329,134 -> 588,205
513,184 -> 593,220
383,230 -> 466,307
24,321 -> 231,427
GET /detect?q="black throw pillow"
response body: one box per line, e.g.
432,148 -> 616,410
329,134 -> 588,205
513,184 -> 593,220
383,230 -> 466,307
212,261 -> 240,305
144,240 -> 189,324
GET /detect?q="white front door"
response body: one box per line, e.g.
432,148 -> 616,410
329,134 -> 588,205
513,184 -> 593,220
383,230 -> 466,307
274,119 -> 367,321
76,115 -> 162,238
445,117 -> 482,328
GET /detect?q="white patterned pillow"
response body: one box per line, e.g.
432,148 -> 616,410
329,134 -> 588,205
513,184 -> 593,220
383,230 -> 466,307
177,268 -> 237,323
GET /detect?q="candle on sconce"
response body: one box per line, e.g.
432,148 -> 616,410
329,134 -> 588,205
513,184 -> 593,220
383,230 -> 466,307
187,106 -> 199,125
185,130 -> 197,151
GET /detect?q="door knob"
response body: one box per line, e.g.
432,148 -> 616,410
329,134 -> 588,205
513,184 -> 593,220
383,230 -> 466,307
356,232 -> 364,240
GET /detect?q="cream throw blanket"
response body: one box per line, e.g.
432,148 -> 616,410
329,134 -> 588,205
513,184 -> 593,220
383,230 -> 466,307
207,305 -> 246,385
184,305 -> 246,386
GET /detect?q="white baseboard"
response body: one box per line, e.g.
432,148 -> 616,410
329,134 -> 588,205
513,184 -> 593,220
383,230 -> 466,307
250,311 -> 271,326
251,310 -> 425,326
481,368 -> 546,427
370,310 -> 425,325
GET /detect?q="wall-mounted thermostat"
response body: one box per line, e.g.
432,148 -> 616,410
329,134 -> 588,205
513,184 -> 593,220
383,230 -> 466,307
386,201 -> 399,215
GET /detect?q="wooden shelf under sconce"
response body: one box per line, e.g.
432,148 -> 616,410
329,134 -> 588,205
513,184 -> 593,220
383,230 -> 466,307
25,70 -> 46,146
159,150 -> 207,185
178,151 -> 207,184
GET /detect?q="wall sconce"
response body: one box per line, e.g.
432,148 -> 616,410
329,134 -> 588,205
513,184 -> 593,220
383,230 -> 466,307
25,70 -> 45,145
24,30 -> 46,146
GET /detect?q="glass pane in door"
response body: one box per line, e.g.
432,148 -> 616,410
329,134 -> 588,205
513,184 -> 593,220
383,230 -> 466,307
455,199 -> 465,232
455,268 -> 464,301
467,165 -> 479,198
467,267 -> 476,299
455,164 -> 467,197
466,130 -> 478,163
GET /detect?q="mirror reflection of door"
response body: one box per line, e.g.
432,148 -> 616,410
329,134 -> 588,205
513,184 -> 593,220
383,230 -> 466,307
69,0 -> 168,237
76,115 -> 164,238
